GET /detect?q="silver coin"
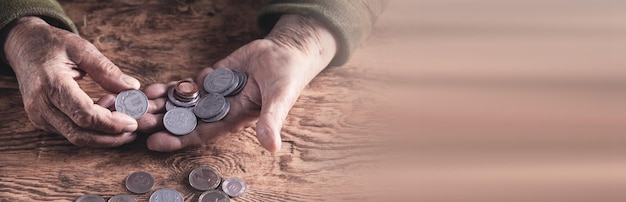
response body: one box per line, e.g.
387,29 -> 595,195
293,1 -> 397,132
125,171 -> 154,194
76,194 -> 105,202
165,100 -> 176,111
108,194 -> 137,202
189,166 -> 222,191
115,89 -> 149,119
199,190 -> 230,202
221,178 -> 246,197
228,70 -> 247,96
168,87 -> 199,108
204,68 -> 236,95
220,69 -> 241,97
193,94 -> 228,120
200,99 -> 230,123
149,188 -> 184,202
164,108 -> 197,136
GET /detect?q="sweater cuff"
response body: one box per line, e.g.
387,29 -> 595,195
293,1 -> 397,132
258,1 -> 376,67
0,0 -> 77,76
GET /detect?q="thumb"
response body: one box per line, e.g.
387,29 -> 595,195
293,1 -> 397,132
67,40 -> 140,92
256,84 -> 300,153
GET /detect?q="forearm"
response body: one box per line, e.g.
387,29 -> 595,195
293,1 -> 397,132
258,0 -> 388,66
265,14 -> 337,76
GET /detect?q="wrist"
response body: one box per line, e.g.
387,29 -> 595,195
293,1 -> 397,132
265,14 -> 338,69
3,17 -> 49,73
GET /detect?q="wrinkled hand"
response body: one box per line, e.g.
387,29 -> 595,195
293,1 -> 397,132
142,15 -> 338,152
3,17 -> 141,147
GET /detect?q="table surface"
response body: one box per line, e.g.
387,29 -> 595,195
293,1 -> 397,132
2,0 -> 626,201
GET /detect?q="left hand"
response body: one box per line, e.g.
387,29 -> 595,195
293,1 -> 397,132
140,14 -> 338,152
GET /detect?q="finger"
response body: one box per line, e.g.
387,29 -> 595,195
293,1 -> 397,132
143,83 -> 170,99
66,37 -> 140,92
137,113 -> 165,134
48,74 -> 138,133
256,82 -> 300,152
96,94 -> 116,109
147,98 -> 167,113
147,131 -> 202,152
46,107 -> 137,147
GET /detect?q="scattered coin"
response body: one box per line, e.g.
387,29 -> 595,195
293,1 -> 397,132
125,171 -> 154,194
76,194 -> 105,202
149,188 -> 184,202
204,68 -> 237,96
108,194 -> 137,202
115,89 -> 149,119
189,166 -> 222,191
193,93 -> 230,123
221,178 -> 247,197
164,108 -> 198,136
199,190 -> 230,202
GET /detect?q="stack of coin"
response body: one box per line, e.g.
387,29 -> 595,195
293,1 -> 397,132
115,89 -> 149,119
203,68 -> 247,97
193,94 -> 230,123
163,108 -> 198,136
167,80 -> 200,110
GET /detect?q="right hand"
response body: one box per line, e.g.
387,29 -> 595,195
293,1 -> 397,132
3,17 -> 140,147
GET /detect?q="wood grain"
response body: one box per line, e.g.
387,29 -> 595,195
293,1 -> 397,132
0,0 -> 386,201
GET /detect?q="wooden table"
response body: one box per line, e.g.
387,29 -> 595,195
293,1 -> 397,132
3,0 -> 626,201
0,0 -> 385,201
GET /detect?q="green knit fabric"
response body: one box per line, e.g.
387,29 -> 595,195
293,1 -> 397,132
0,0 -> 384,74
258,0 -> 386,66
0,0 -> 77,75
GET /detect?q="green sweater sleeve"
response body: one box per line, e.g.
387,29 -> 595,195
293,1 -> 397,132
258,0 -> 387,66
0,0 -> 77,75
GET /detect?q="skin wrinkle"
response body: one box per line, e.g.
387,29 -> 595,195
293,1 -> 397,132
266,15 -> 323,56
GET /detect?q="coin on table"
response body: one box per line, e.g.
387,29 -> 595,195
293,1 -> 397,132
164,108 -> 197,136
149,188 -> 184,202
125,171 -> 154,194
189,166 -> 222,191
204,68 -> 237,95
221,177 -> 247,197
199,190 -> 230,202
108,194 -> 137,202
76,194 -> 105,202
193,93 -> 230,123
115,89 -> 149,119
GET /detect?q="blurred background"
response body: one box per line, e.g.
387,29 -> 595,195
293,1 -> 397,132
370,0 -> 626,201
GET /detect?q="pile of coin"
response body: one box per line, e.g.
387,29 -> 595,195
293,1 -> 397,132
163,68 -> 247,135
75,167 -> 246,202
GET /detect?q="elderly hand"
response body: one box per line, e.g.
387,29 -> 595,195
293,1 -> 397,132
3,17 -> 141,147
142,14 -> 338,152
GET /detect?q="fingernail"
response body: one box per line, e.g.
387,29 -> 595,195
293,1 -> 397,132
121,74 -> 140,89
122,123 -> 138,133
